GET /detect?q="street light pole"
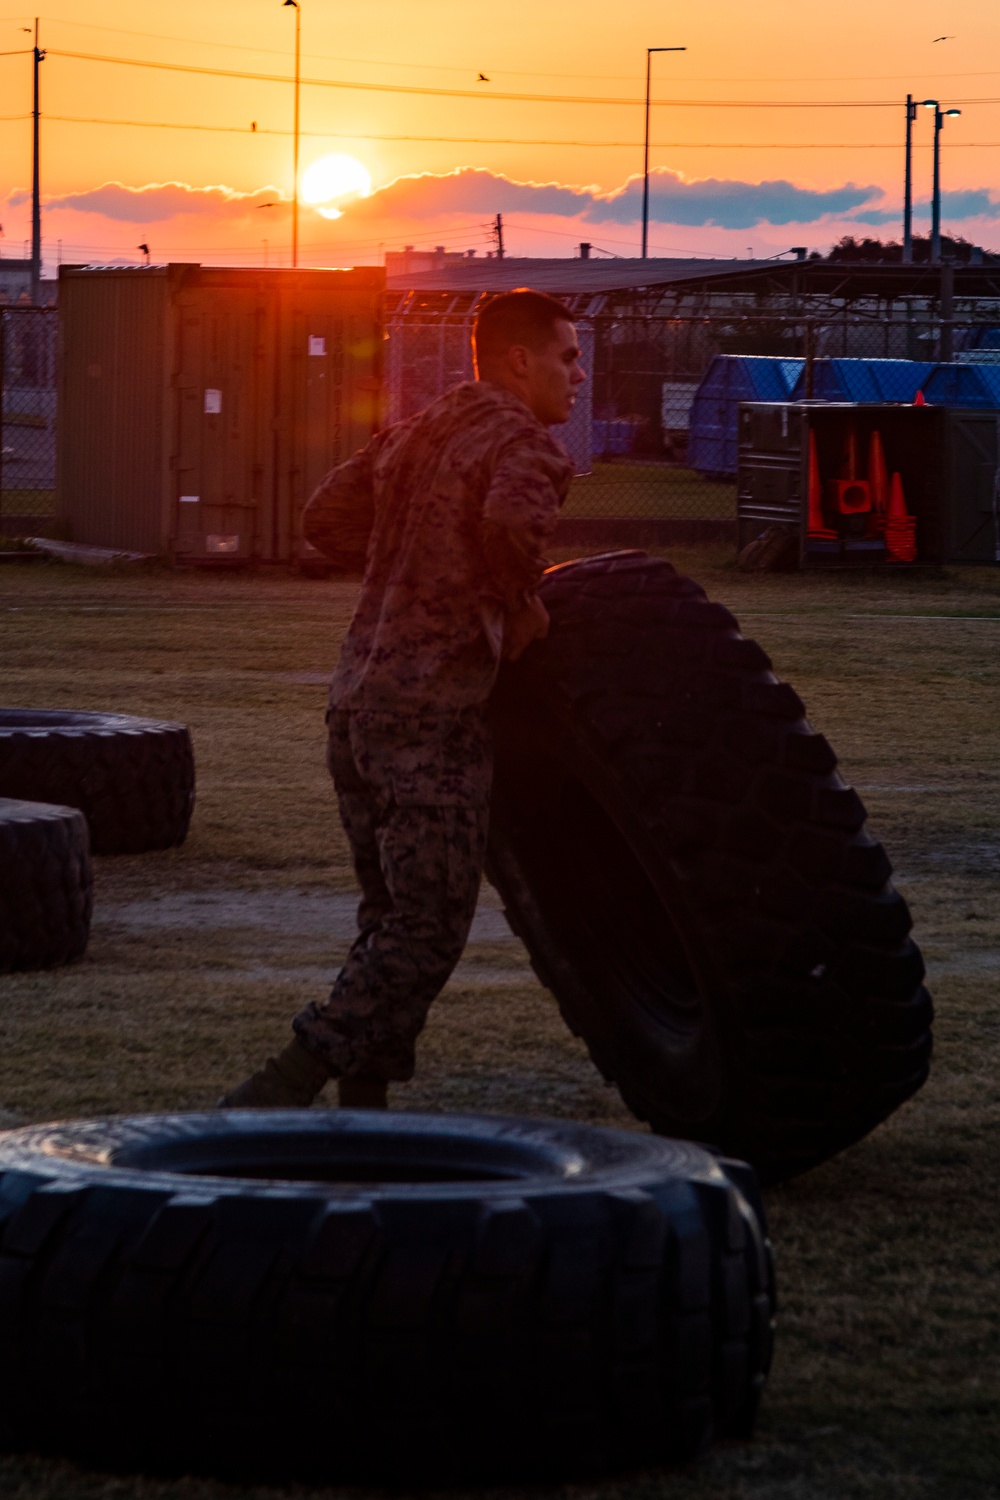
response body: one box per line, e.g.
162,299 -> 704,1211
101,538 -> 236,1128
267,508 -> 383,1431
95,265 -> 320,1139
284,0 -> 300,268
642,44 -> 686,259
31,18 -> 45,302
924,101 -> 961,262
902,94 -> 917,264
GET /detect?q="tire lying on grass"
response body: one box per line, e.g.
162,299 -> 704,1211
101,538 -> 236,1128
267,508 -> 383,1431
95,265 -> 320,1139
0,798 -> 92,970
0,709 -> 194,855
0,1110 -> 774,1479
487,550 -> 932,1184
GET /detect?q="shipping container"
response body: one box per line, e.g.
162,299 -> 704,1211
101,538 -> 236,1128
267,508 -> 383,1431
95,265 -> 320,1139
737,402 -> 999,567
57,264 -> 383,561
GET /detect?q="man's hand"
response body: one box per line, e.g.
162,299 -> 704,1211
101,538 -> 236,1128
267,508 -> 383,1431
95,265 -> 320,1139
502,593 -> 550,661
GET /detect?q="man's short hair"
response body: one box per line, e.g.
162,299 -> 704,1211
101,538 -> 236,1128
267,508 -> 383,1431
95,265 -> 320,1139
473,289 -> 572,365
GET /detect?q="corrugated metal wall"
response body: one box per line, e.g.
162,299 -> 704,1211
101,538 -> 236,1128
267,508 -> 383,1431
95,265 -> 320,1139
57,265 -> 383,560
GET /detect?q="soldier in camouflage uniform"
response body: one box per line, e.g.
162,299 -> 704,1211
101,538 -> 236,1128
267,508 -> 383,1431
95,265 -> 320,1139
220,290 -> 583,1109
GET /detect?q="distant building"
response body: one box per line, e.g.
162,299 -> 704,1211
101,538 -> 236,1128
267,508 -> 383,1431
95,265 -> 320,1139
385,246 -> 481,279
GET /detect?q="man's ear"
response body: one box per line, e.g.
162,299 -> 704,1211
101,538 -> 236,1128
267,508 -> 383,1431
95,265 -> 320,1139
506,343 -> 532,378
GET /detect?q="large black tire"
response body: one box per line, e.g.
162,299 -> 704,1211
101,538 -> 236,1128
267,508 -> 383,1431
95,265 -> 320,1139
0,1110 -> 774,1479
487,551 -> 932,1184
0,798 -> 92,970
0,709 -> 194,855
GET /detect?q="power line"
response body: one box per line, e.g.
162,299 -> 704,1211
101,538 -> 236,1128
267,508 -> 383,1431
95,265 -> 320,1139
48,47 -> 1000,108
30,114 -> 1000,147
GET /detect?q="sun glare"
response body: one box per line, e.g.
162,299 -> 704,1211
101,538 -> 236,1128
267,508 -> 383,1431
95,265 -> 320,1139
301,154 -> 372,220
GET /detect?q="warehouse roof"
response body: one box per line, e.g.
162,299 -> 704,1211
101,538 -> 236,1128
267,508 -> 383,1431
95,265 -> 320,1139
384,256 -> 758,295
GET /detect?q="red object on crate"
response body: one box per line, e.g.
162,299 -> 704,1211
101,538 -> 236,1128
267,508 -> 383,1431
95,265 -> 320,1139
913,388 -> 926,406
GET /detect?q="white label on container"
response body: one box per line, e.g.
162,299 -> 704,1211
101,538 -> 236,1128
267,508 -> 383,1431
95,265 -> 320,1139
204,388 -> 222,414
179,494 -> 200,504
308,335 -> 326,357
206,534 -> 239,554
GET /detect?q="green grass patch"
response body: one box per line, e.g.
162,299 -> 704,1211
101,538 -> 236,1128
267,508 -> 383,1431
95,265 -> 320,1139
0,487 -> 57,515
565,462 -> 736,519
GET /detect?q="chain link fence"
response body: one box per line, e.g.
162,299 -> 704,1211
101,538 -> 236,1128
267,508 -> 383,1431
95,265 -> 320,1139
6,300 -> 1000,544
0,307 -> 58,536
386,304 -> 1000,535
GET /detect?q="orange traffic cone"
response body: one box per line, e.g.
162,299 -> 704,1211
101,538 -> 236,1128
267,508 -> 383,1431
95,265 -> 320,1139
913,388 -> 926,406
884,471 -> 917,562
868,430 -> 889,515
807,430 -> 836,537
887,470 -> 909,519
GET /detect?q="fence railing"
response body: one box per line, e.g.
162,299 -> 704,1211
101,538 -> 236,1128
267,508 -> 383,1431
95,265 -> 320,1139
0,306 -> 58,534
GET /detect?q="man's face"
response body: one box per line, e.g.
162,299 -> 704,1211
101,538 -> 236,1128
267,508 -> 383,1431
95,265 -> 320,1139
521,320 -> 587,425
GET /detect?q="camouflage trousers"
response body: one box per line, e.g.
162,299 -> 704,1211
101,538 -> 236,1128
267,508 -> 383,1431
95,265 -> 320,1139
293,707 -> 492,1082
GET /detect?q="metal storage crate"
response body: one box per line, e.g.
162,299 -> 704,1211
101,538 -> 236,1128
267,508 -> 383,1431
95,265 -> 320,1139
57,264 -> 383,562
738,401 -> 999,567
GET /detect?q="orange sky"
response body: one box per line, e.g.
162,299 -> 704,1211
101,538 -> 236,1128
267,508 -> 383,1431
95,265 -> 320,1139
1,0 -> 999,267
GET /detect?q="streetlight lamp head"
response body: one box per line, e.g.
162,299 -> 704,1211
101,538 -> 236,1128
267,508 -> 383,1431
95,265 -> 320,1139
283,1 -> 297,8
921,99 -> 938,108
945,108 -> 961,117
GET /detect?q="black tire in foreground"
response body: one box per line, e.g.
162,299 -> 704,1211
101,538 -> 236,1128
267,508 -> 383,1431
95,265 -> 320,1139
0,709 -> 194,855
0,798 -> 92,971
0,1110 -> 774,1479
487,551 -> 932,1184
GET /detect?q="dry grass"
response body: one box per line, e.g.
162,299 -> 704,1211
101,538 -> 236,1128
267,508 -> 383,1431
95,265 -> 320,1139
0,552 -> 998,1500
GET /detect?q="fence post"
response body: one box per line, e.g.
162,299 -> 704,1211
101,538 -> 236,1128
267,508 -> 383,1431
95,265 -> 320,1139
803,320 -> 815,398
939,260 -> 955,363
0,313 -> 5,530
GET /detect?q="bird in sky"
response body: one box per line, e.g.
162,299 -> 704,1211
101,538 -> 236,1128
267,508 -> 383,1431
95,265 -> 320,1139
932,35 -> 955,41
477,72 -> 490,81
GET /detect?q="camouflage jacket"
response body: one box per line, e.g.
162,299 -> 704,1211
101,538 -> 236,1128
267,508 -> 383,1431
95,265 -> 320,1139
304,380 -> 574,712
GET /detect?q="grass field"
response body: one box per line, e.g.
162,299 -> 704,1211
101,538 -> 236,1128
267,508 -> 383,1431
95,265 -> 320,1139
0,551 -> 998,1500
563,464 -> 736,519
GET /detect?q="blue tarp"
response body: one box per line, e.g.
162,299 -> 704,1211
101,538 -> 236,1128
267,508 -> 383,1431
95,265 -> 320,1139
789,358 -> 935,404
689,355 -> 803,477
920,362 -> 1000,407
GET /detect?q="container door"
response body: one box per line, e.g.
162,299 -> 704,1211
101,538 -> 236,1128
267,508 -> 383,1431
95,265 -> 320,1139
948,414 -> 999,562
171,289 -> 271,560
275,286 -> 381,561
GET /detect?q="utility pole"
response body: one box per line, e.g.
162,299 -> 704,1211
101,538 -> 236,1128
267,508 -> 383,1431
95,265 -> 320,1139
642,45 -> 685,259
902,94 -> 916,264
31,18 -> 45,303
494,213 -> 505,259
283,0 -> 300,268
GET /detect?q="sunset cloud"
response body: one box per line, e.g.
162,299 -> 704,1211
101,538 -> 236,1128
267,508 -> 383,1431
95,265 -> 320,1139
343,166 -> 881,230
16,169 -> 1000,249
10,181 -> 290,224
851,189 -> 1000,227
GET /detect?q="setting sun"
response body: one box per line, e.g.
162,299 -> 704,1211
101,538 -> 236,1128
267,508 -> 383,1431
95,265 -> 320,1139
301,153 -> 372,220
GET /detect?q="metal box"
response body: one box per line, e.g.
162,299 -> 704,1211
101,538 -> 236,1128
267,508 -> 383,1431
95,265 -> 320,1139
57,264 -> 383,561
738,402 -> 999,566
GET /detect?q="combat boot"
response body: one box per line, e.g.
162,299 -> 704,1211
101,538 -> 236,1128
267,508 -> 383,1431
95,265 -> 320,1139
338,1075 -> 389,1109
218,1037 -> 330,1108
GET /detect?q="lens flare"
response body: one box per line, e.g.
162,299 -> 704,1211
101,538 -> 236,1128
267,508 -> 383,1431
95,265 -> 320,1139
301,154 -> 372,219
